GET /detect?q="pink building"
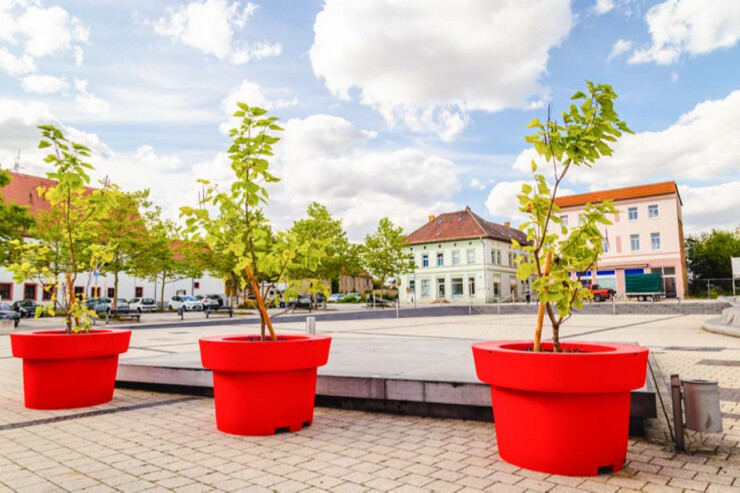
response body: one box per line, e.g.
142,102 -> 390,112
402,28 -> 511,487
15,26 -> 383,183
554,182 -> 687,299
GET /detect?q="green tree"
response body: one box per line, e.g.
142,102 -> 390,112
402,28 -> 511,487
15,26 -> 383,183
97,190 -> 151,309
361,217 -> 414,298
182,103 -> 326,340
512,81 -> 632,352
686,228 -> 740,291
289,202 -> 350,283
8,125 -> 119,333
0,169 -> 35,264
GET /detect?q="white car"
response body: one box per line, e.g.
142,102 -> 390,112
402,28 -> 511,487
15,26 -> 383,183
328,293 -> 344,303
168,296 -> 204,311
129,297 -> 156,313
195,295 -> 220,310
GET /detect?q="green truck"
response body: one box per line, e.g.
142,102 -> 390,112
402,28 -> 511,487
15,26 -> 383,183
625,273 -> 664,301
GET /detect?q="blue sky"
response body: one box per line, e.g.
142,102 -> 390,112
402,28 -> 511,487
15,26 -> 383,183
1,0 -> 739,239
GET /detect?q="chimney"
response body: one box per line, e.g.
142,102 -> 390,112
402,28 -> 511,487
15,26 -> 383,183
428,214 -> 435,222
504,221 -> 510,228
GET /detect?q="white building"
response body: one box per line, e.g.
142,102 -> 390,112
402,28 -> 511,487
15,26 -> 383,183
0,172 -> 225,307
399,207 -> 530,304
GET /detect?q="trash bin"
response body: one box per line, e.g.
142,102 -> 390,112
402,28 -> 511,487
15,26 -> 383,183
683,379 -> 723,433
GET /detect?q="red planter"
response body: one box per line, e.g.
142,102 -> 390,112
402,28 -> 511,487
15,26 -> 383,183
472,340 -> 649,476
199,334 -> 331,436
10,329 -> 132,410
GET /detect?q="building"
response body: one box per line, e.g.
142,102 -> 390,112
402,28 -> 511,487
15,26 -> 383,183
338,272 -> 373,294
0,172 -> 225,306
399,207 -> 529,304
554,181 -> 687,299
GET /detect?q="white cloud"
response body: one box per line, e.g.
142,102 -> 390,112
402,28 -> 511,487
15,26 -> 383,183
310,0 -> 573,141
219,79 -> 297,132
154,0 -> 281,65
74,79 -> 110,115
680,182 -> 740,233
485,181 -> 529,223
608,39 -> 633,60
593,0 -> 615,15
628,0 -> 740,65
16,5 -> 88,57
21,74 -> 69,94
195,114 -> 460,239
0,47 -> 34,75
73,45 -> 83,66
135,145 -> 184,171
670,72 -> 679,83
469,178 -> 488,191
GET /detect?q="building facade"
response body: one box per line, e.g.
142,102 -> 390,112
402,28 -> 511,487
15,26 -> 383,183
399,207 -> 529,304
554,181 -> 687,298
0,172 -> 225,306
338,272 -> 373,294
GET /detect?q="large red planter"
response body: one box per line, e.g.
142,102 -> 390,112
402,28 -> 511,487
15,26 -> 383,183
10,329 -> 132,410
199,334 -> 331,436
472,340 -> 649,476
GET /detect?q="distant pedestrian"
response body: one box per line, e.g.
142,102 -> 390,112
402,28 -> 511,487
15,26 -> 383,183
525,288 -> 531,304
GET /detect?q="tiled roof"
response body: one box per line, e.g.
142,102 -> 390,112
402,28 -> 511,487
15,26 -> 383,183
405,207 -> 528,245
554,181 -> 681,208
0,171 -> 58,215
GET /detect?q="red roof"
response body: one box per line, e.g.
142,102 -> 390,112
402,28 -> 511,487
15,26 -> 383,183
405,207 -> 528,245
0,171 -> 58,215
554,181 -> 681,208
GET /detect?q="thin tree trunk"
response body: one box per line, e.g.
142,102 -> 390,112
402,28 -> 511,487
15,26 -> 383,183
113,270 -> 119,310
160,274 -> 166,311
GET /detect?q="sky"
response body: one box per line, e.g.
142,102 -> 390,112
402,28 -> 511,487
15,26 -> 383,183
0,0 -> 739,241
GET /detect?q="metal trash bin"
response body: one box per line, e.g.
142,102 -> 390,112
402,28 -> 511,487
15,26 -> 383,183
683,379 -> 723,433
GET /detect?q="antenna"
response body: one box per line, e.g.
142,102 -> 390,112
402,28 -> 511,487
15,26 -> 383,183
13,149 -> 23,173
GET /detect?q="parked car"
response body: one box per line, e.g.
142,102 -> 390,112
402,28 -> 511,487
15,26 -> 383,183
346,292 -> 361,299
168,296 -> 204,311
129,297 -> 156,313
195,295 -> 220,310
12,300 -> 42,318
86,298 -> 131,315
203,293 -> 226,307
0,303 -> 20,327
328,293 -> 344,303
585,284 -> 615,302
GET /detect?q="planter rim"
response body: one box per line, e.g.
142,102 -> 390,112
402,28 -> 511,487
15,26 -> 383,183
472,339 -> 649,394
200,333 -> 331,373
472,339 -> 646,356
11,328 -> 132,361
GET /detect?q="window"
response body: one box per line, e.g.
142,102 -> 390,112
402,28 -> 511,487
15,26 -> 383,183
651,232 -> 661,251
630,234 -> 640,251
107,287 -> 115,298
422,254 -> 429,267
0,283 -> 11,300
578,215 -> 584,226
468,277 -> 475,296
451,278 -> 463,299
436,253 -> 444,266
648,204 -> 659,219
491,249 -> 502,265
23,283 -> 37,300
42,284 -> 54,301
408,280 -> 415,295
421,279 -> 430,298
560,215 -> 568,227
194,281 -> 200,289
437,278 -> 445,298
90,286 -> 101,298
467,250 -> 475,264
628,207 -> 638,221
602,239 -> 609,254
74,286 -> 84,299
508,252 -> 515,266
135,286 -> 143,298
452,251 -> 460,266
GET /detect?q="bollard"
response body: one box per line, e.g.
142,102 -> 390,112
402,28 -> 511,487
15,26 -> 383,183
683,379 -> 723,433
396,299 -> 399,319
612,296 -> 616,316
306,316 -> 316,334
178,306 -> 184,320
671,374 -> 685,452
497,297 -> 501,315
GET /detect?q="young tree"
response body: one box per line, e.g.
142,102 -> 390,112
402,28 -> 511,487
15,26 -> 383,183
182,104 -> 325,340
0,169 -> 35,264
8,125 -> 118,333
361,217 -> 415,298
97,190 -> 150,308
512,82 -> 632,352
289,202 -> 351,283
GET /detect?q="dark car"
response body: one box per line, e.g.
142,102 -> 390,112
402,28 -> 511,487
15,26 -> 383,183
12,300 -> 42,318
0,303 -> 20,327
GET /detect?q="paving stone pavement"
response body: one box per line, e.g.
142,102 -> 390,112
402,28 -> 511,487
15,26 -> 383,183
2,313 -> 740,492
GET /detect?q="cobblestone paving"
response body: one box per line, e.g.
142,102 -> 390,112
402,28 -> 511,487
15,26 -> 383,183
2,314 -> 740,492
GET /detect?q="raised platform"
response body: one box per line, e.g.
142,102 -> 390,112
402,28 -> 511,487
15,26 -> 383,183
116,336 -> 657,431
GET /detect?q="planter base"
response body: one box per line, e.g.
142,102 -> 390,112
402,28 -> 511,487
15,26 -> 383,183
213,368 -> 318,435
23,356 -> 121,410
492,387 -> 630,476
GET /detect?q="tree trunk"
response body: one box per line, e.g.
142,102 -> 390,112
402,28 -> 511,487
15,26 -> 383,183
113,270 -> 119,310
160,274 -> 166,311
